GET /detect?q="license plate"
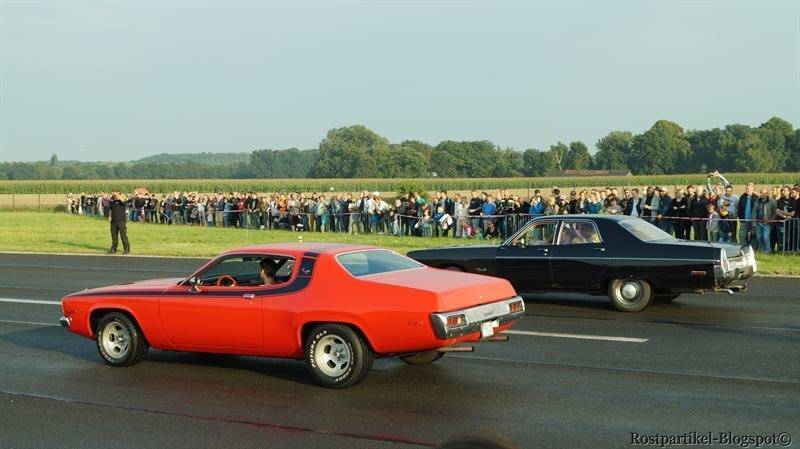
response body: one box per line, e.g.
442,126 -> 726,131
480,320 -> 499,338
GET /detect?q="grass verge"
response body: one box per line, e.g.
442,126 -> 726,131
0,212 -> 796,275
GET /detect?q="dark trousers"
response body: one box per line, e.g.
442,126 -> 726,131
692,220 -> 706,241
674,220 -> 686,239
110,221 -> 130,252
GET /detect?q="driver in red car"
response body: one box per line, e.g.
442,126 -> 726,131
259,258 -> 278,285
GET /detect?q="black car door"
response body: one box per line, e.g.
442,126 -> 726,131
549,219 -> 608,290
496,219 -> 559,292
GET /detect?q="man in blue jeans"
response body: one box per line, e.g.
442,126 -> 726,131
754,188 -> 776,253
737,183 -> 757,245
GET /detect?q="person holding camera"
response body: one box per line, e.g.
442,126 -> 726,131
108,192 -> 130,255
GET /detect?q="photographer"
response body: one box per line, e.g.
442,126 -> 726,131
108,192 -> 130,255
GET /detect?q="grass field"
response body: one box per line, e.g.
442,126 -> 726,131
0,211 -> 796,275
1,173 -> 798,194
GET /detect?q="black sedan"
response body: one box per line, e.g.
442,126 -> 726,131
407,215 -> 756,312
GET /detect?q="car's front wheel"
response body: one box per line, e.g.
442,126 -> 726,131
305,324 -> 373,388
95,312 -> 149,366
400,350 -> 445,365
608,279 -> 653,312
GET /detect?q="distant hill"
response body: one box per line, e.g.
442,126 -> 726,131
135,152 -> 250,165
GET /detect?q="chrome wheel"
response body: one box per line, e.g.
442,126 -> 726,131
101,320 -> 131,359
619,281 -> 642,303
314,334 -> 351,378
608,278 -> 653,312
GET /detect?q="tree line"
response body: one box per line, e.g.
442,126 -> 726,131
1,117 -> 797,180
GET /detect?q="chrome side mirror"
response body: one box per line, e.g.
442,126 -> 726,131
189,276 -> 202,293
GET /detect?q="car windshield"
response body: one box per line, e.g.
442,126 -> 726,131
619,218 -> 674,242
337,250 -> 423,277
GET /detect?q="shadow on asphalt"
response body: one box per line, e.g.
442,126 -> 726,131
1,326 -> 507,393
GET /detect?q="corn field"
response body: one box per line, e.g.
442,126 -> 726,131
0,173 -> 798,195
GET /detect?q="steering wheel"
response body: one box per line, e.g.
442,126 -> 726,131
216,275 -> 237,287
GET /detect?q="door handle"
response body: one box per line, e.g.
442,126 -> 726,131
535,248 -> 549,253
593,247 -> 606,253
242,293 -> 255,300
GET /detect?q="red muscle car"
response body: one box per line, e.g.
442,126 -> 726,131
60,243 -> 524,388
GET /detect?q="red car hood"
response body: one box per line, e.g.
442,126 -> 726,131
363,268 -> 516,311
68,277 -> 184,297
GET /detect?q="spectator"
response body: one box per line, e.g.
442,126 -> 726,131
689,186 -> 708,241
737,183 -> 757,245
754,188 -> 776,253
718,206 -> 734,243
605,196 -> 622,215
706,202 -> 720,242
481,194 -> 498,237
468,190 -> 483,235
775,186 -> 796,252
670,188 -> 688,239
656,187 -> 672,234
624,188 -> 642,217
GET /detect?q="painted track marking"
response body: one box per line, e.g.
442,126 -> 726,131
505,329 -> 648,343
0,297 -> 61,306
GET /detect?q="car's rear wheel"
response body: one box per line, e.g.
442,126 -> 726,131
608,279 -> 653,312
400,350 -> 445,365
95,312 -> 148,366
655,293 -> 681,303
305,324 -> 373,388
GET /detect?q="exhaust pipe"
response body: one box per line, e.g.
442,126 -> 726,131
480,335 -> 509,342
714,288 -> 734,295
438,346 -> 474,353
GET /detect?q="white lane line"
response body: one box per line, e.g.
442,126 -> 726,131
505,330 -> 648,343
0,298 -> 61,306
0,319 -> 59,327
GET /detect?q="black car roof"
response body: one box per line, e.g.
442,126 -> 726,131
536,214 -> 630,222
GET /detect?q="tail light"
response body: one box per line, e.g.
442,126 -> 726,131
446,314 -> 467,329
509,300 -> 524,314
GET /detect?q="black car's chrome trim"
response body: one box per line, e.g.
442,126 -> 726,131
496,256 -> 713,262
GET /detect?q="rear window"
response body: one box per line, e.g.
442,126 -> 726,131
619,218 -> 673,242
337,250 -> 423,277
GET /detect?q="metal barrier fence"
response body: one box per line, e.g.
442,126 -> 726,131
68,207 -> 800,254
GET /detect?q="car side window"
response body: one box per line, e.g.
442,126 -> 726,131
515,221 -> 558,246
196,255 -> 295,287
558,221 -> 602,245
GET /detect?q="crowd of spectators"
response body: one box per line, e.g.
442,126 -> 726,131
65,173 -> 799,254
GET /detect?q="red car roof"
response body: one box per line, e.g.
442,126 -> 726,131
220,242 -> 377,257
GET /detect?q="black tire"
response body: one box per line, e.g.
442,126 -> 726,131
608,279 -> 653,312
655,293 -> 681,303
95,312 -> 148,367
400,350 -> 445,365
305,324 -> 373,388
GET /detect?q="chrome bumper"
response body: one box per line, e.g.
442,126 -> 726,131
431,296 -> 525,339
59,316 -> 71,328
715,245 -> 757,285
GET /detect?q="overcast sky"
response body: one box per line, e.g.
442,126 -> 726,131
1,1 -> 798,162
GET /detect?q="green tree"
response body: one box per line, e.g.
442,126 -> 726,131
563,141 -> 591,170
314,125 -> 389,178
522,148 -> 551,176
628,120 -> 691,174
491,147 -> 524,177
49,154 -> 58,166
593,131 -> 632,170
429,140 -> 497,177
